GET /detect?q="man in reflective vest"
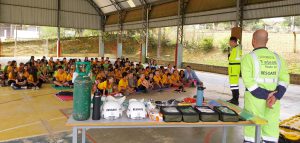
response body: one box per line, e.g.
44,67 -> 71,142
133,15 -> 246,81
227,36 -> 242,105
241,29 -> 289,143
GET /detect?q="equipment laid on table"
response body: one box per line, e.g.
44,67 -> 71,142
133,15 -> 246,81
196,86 -> 205,106
101,96 -> 126,120
92,92 -> 102,120
73,62 -> 92,121
127,99 -> 147,119
195,106 -> 219,122
177,106 -> 199,123
279,114 -> 300,142
160,106 -> 182,122
214,106 -> 239,122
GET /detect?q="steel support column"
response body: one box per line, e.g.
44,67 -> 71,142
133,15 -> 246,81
140,0 -> 150,63
57,0 -> 61,57
117,11 -> 126,58
175,0 -> 189,68
99,30 -> 105,57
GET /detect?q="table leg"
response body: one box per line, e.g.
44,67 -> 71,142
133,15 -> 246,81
72,127 -> 78,143
255,125 -> 261,143
222,126 -> 228,143
82,128 -> 86,143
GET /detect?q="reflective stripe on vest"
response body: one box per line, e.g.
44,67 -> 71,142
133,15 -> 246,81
250,52 -> 281,84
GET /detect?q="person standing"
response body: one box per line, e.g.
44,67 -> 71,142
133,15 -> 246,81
227,36 -> 242,105
241,29 -> 289,143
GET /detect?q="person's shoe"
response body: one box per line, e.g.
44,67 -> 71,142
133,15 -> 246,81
35,87 -> 39,90
227,99 -> 239,106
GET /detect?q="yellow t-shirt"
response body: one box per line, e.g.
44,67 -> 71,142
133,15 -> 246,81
171,74 -> 180,82
24,71 -> 30,78
115,71 -> 122,79
66,73 -> 73,81
144,71 -> 149,76
98,81 -> 107,90
7,66 -> 13,74
55,72 -> 67,82
153,75 -> 162,84
8,72 -> 15,80
162,76 -> 172,84
137,78 -> 145,86
118,78 -> 128,91
28,75 -> 34,82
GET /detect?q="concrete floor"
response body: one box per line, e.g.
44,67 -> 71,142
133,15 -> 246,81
1,71 -> 299,143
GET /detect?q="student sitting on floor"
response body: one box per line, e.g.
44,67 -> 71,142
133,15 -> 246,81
53,66 -> 70,87
118,72 -> 135,96
114,68 -> 122,84
162,73 -> 172,88
153,70 -> 163,89
13,72 -> 28,89
137,73 -> 150,93
128,71 -> 137,91
146,73 -> 154,89
39,67 -> 50,83
27,69 -> 42,90
172,70 -> 185,92
66,67 -> 74,88
97,77 -> 114,95
23,65 -> 30,79
8,67 -> 18,86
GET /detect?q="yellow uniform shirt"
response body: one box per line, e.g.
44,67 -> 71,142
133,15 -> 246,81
27,75 -> 34,82
97,81 -> 112,90
24,71 -> 30,78
66,73 -> 73,81
153,75 -> 162,84
7,66 -> 13,74
171,74 -> 180,82
55,72 -> 67,82
144,71 -> 149,76
137,78 -> 145,86
8,72 -> 16,80
118,79 -> 128,91
162,76 -> 172,84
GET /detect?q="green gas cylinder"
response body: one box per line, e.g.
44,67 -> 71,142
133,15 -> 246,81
73,62 -> 92,121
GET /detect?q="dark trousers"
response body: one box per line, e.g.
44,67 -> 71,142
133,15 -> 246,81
8,80 -> 16,85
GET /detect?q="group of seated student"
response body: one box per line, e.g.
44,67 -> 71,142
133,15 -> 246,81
0,55 -> 203,95
0,56 -> 49,89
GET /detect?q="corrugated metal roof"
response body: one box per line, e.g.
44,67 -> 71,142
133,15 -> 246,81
94,0 -> 161,14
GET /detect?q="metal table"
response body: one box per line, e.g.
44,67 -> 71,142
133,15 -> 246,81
66,115 -> 262,143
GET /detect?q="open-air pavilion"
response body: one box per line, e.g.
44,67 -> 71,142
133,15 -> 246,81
0,0 -> 299,142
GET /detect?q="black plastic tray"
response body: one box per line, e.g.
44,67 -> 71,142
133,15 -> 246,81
214,106 -> 239,122
195,106 -> 219,122
160,106 -> 182,122
177,106 -> 199,123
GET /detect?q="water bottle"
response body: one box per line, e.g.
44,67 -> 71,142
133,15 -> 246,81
196,86 -> 205,106
92,93 -> 101,120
